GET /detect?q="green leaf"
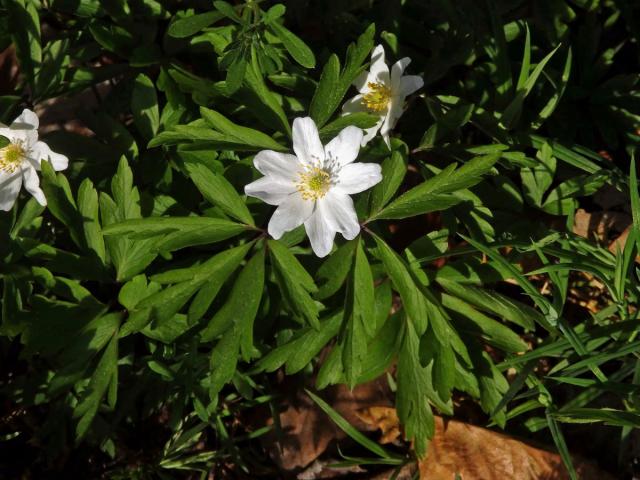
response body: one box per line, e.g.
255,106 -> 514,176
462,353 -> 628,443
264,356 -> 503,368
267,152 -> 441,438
132,73 -> 160,140
501,42 -> 562,129
315,240 -> 357,300
442,293 -> 528,353
541,172 -> 609,215
531,47 -> 572,130
353,239 -> 376,337
121,244 -> 251,337
546,411 -> 578,480
396,322 -> 434,456
244,48 -> 291,136
318,113 -> 380,143
373,235 -> 428,334
268,239 -> 320,328
372,154 -> 499,220
418,101 -> 475,150
201,248 -> 265,360
254,310 -> 342,375
209,328 -> 241,399
40,161 -> 85,249
102,217 -> 248,253
226,56 -> 247,95
369,149 -> 407,217
199,107 -> 286,151
77,178 -> 106,265
309,54 -> 341,128
269,20 -> 316,68
7,0 -> 41,89
341,238 -> 374,387
308,23 -> 375,127
213,0 -> 242,23
630,156 -> 640,244
521,142 -> 556,207
437,279 -> 537,331
100,158 -> 157,281
552,408 -> 640,428
168,11 -> 224,38
74,332 -> 119,441
184,161 -> 254,225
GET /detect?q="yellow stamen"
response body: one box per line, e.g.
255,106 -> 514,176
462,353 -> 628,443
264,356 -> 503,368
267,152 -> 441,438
0,142 -> 25,173
362,82 -> 392,112
296,167 -> 332,201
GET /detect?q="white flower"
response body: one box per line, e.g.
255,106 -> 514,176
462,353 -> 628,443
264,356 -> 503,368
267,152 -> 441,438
244,117 -> 382,257
0,108 -> 68,211
342,44 -> 424,148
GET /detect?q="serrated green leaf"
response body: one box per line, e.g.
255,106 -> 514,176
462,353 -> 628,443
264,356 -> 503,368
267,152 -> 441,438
269,20 -> 315,68
201,248 -> 265,360
374,235 -> 428,334
184,160 -> 254,225
199,107 -> 286,151
268,239 -> 319,328
397,322 -> 434,456
77,178 -> 106,264
168,11 -> 224,38
132,73 -> 159,140
373,154 -> 499,220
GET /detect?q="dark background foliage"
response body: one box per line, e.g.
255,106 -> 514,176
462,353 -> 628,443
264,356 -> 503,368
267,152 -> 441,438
1,0 -> 640,478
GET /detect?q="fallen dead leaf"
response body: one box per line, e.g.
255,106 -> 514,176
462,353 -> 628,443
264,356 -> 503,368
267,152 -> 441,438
254,376 -> 615,479
419,417 -> 615,480
257,376 -> 394,472
355,406 -> 401,445
573,208 -> 630,243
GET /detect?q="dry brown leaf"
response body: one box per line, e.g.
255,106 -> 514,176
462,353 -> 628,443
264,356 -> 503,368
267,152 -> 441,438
355,406 -> 401,444
573,208 -> 630,243
258,377 -> 393,472
419,417 -> 615,480
253,378 -> 614,479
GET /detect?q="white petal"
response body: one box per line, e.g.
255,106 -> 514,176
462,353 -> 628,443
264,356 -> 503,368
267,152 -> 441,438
379,102 -> 404,148
319,191 -> 360,240
400,75 -> 424,96
0,127 -> 18,143
324,126 -> 363,167
361,118 -> 384,147
0,171 -> 23,211
353,70 -> 370,93
29,141 -> 68,171
0,126 -> 37,147
245,175 -> 297,206
341,94 -> 367,115
292,117 -> 324,166
366,44 -> 390,85
11,109 -> 39,130
391,57 -> 411,85
253,150 -> 299,181
336,163 -> 382,195
268,192 -> 314,239
304,204 -> 336,258
22,164 -> 46,206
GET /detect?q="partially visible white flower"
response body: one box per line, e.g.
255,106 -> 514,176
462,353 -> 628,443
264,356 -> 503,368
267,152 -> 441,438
0,108 -> 68,211
244,117 -> 382,257
342,44 -> 424,148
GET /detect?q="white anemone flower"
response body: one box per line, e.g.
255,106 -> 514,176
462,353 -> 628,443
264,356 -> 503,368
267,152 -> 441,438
0,108 -> 68,211
244,117 -> 382,257
342,44 -> 424,148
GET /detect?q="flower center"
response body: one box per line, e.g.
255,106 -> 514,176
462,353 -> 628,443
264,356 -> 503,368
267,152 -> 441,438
0,142 -> 25,173
297,166 -> 333,201
362,82 -> 392,112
